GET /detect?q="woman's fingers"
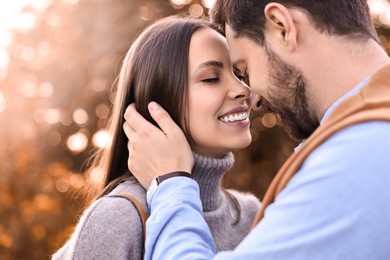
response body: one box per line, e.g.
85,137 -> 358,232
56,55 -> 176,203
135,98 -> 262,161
123,102 -> 194,189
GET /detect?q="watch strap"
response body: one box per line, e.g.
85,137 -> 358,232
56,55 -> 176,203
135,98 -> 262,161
156,171 -> 192,184
147,171 -> 192,206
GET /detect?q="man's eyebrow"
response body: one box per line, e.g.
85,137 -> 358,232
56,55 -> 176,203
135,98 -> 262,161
232,59 -> 245,67
196,60 -> 224,70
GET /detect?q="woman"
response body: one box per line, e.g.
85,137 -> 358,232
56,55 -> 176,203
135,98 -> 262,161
53,17 -> 260,259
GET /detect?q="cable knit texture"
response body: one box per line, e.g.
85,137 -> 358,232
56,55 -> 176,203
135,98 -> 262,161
52,152 -> 260,259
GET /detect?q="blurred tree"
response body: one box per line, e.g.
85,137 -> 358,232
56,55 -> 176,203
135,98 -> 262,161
0,0 -> 180,258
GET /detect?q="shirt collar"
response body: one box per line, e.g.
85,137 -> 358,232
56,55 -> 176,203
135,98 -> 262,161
320,76 -> 371,124
294,76 -> 371,152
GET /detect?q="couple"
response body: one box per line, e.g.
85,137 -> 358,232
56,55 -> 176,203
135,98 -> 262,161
54,0 -> 390,259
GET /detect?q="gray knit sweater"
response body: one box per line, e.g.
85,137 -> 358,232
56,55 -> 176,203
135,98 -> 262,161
52,152 -> 260,259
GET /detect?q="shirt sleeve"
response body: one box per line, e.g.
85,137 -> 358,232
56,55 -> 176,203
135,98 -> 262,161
145,122 -> 390,260
145,177 -> 216,259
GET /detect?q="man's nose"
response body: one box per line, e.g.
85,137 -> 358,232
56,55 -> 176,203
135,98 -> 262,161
251,93 -> 262,111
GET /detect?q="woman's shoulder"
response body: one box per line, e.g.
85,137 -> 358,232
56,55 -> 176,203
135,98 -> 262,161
52,180 -> 147,259
82,179 -> 147,222
83,179 -> 148,230
107,178 -> 147,208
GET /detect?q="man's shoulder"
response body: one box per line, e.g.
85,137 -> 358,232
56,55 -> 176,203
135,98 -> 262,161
290,120 -> 390,200
285,120 -> 390,197
273,120 -> 390,240
310,120 -> 390,162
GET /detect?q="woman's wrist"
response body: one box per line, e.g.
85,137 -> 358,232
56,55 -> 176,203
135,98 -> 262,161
146,171 -> 192,205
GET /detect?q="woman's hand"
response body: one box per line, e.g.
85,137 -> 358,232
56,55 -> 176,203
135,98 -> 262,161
123,102 -> 194,188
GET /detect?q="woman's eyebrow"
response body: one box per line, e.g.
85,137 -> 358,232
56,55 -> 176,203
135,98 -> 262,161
196,60 -> 223,70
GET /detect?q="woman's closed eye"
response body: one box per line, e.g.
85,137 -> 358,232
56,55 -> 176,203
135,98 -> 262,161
201,77 -> 220,84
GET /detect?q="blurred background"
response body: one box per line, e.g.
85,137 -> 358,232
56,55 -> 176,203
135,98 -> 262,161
0,0 -> 389,258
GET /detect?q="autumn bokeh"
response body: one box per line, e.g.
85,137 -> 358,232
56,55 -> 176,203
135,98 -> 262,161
0,0 -> 389,259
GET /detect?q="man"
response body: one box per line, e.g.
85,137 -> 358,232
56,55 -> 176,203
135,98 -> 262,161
123,0 -> 390,259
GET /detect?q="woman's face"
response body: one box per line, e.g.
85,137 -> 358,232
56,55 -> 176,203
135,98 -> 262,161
187,27 -> 252,158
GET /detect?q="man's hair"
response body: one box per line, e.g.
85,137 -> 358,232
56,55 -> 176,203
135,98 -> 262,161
210,0 -> 379,44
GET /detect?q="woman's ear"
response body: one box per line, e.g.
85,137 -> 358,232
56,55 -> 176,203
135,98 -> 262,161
264,3 -> 297,52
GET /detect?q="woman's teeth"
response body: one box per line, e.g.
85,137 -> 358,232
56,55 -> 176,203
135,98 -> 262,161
219,112 -> 248,123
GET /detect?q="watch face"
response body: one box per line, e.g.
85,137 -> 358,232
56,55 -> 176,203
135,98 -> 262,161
147,179 -> 158,204
149,179 -> 158,191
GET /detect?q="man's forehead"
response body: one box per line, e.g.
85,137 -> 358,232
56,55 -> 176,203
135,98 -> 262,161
225,23 -> 238,38
224,24 -> 243,66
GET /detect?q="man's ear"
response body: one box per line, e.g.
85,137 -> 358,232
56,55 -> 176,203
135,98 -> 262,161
264,3 -> 297,52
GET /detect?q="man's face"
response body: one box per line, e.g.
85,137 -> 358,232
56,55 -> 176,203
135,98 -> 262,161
225,25 -> 319,140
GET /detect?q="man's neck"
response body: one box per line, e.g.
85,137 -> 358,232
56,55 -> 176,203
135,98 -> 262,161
306,38 -> 390,121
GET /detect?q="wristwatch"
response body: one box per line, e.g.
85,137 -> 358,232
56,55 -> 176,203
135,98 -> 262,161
146,171 -> 192,205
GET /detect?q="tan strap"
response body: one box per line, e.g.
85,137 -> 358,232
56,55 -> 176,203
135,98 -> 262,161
252,64 -> 390,227
111,194 -> 147,258
116,194 -> 147,237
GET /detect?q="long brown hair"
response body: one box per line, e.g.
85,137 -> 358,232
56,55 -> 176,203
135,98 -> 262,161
86,17 -> 213,202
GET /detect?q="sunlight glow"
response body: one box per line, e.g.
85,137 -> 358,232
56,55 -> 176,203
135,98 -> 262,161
189,4 -> 204,18
20,46 -> 36,62
95,103 -> 109,118
138,6 -> 155,21
0,91 -> 6,112
170,0 -> 189,5
38,82 -> 54,97
262,113 -> 278,128
0,2 -> 41,32
202,0 -> 216,9
62,0 -> 80,4
20,80 -> 38,98
73,108 -> 89,125
56,178 -> 70,192
369,0 -> 386,15
44,109 -> 61,124
37,41 -> 52,57
31,0 -> 53,10
384,8 -> 390,25
0,31 -> 12,48
369,0 -> 390,26
15,12 -> 37,31
0,50 -> 9,69
0,1 -> 52,71
67,132 -> 88,153
92,130 -> 110,148
69,174 -> 84,189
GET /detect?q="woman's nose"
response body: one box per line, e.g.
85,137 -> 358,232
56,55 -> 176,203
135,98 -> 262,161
229,80 -> 251,101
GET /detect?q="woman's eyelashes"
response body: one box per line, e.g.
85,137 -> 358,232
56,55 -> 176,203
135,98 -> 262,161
200,71 -> 220,84
201,77 -> 220,84
199,67 -> 249,85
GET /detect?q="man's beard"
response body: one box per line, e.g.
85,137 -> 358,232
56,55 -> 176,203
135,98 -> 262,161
264,44 -> 319,140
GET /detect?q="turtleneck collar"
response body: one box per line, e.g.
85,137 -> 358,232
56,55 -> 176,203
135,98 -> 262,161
191,152 -> 234,211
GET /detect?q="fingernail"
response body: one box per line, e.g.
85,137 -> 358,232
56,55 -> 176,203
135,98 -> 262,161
148,102 -> 160,111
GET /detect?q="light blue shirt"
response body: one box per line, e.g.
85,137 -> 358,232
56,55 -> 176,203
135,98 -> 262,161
145,78 -> 390,260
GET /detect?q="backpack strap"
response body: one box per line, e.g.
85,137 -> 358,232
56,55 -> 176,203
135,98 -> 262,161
109,194 -> 147,257
252,64 -> 390,227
